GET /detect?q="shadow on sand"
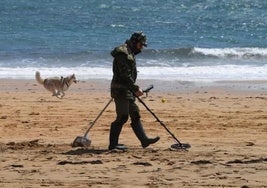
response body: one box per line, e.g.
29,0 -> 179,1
63,148 -> 110,155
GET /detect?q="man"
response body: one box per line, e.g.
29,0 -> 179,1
109,31 -> 160,150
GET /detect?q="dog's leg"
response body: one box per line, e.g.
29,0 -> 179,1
55,90 -> 63,99
56,95 -> 63,99
52,89 -> 61,99
52,90 -> 57,96
61,92 -> 65,98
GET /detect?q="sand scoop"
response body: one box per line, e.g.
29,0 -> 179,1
72,98 -> 113,148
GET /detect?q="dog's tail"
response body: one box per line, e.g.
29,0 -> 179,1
35,71 -> 44,85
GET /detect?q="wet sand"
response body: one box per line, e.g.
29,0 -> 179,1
0,79 -> 266,187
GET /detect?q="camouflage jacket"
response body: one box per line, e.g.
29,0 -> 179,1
110,42 -> 139,99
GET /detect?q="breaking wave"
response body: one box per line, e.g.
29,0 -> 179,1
142,47 -> 267,60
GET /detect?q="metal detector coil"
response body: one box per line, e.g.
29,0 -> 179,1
171,143 -> 191,150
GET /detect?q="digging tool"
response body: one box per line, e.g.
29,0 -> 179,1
134,90 -> 191,150
72,98 -> 113,148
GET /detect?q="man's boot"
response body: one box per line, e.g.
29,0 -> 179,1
108,122 -> 127,150
131,120 -> 160,148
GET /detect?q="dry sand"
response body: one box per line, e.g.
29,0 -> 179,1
0,79 -> 266,188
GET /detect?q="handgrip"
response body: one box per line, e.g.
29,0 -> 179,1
143,84 -> 154,93
143,85 -> 154,97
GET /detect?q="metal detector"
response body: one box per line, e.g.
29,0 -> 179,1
135,88 -> 191,150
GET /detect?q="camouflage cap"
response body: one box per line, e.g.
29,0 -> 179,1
130,31 -> 147,47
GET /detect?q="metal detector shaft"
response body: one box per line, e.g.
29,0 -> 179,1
83,98 -> 113,137
135,95 -> 182,146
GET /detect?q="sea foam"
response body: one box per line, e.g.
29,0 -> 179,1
1,65 -> 266,82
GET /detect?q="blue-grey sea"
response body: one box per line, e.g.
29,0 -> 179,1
0,0 -> 267,81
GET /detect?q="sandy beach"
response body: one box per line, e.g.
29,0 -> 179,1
0,79 -> 266,188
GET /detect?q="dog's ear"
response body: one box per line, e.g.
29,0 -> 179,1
72,74 -> 78,83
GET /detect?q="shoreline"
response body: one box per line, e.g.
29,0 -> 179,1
1,78 -> 266,93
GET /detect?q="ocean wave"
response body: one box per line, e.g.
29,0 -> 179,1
193,47 -> 267,59
1,47 -> 267,68
142,47 -> 267,60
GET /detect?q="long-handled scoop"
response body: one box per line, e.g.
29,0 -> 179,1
72,98 -> 113,148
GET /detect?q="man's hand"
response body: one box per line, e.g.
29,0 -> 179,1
135,89 -> 143,97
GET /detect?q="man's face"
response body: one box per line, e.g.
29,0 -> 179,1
136,42 -> 144,50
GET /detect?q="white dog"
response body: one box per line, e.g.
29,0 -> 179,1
35,71 -> 77,99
